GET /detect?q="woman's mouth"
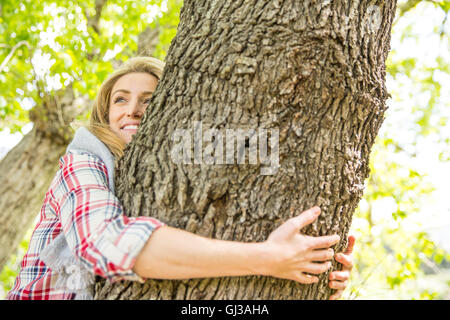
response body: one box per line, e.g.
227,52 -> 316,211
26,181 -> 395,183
121,124 -> 139,133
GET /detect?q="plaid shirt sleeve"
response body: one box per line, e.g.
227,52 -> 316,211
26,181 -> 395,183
54,151 -> 165,283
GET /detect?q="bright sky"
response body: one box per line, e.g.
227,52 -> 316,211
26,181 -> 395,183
0,1 -> 449,252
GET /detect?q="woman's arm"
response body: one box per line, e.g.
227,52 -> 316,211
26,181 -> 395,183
56,152 -> 165,283
133,206 -> 340,284
55,152 -> 344,287
133,226 -> 266,279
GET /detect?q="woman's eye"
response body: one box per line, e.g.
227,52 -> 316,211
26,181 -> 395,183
143,98 -> 151,104
114,97 -> 126,103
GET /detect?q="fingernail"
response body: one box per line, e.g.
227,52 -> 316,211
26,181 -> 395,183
330,274 -> 334,280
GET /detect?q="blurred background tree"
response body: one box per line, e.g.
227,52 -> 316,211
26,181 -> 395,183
0,0 -> 449,299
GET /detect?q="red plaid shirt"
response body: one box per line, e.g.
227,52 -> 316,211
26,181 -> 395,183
6,151 -> 164,300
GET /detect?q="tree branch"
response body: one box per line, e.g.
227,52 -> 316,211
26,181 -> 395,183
81,0 -> 108,35
137,25 -> 160,57
397,0 -> 422,17
0,41 -> 30,73
395,0 -> 442,24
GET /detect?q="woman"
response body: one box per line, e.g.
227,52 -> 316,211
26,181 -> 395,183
7,57 -> 355,300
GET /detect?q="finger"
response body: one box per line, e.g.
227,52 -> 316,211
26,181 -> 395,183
307,248 -> 334,262
329,291 -> 343,300
335,253 -> 353,269
329,280 -> 347,290
309,234 -> 340,249
345,234 -> 356,255
296,273 -> 319,284
286,206 -> 321,233
329,271 -> 350,281
303,261 -> 332,275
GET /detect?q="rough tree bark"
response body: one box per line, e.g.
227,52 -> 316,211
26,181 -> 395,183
94,0 -> 397,300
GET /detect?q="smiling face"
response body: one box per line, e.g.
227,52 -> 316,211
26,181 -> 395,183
108,72 -> 158,144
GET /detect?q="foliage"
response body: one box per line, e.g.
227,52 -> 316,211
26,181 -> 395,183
0,0 -> 182,133
346,138 -> 450,299
345,0 -> 450,299
1,0 -> 449,300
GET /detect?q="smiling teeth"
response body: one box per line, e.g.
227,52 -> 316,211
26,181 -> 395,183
123,125 -> 138,130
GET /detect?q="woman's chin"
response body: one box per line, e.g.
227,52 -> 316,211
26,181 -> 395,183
122,130 -> 138,141
119,132 -> 137,144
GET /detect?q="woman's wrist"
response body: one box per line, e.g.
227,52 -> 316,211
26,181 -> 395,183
246,241 -> 276,278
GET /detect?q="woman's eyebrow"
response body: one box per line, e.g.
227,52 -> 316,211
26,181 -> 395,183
111,89 -> 154,96
112,89 -> 130,96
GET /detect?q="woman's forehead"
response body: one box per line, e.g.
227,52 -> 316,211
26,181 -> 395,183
112,72 -> 158,94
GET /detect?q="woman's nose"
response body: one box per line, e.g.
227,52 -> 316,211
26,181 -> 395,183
127,100 -> 143,117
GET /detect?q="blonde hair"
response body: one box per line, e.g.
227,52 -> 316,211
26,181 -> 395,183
89,56 -> 165,157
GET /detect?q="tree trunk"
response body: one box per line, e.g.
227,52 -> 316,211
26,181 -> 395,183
0,88 -> 77,269
94,0 -> 397,300
0,129 -> 68,268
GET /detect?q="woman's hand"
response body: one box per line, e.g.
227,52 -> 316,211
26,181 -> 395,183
328,234 -> 356,300
264,206 -> 340,284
